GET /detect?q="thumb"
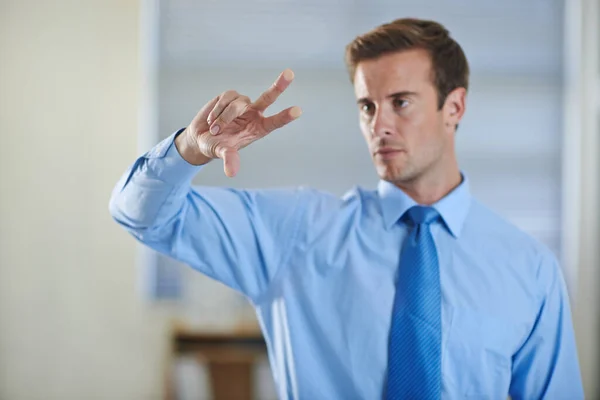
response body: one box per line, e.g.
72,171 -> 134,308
218,147 -> 240,178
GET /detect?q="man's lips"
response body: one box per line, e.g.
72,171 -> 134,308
374,148 -> 405,159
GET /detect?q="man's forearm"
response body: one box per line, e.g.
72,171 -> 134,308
109,131 -> 202,237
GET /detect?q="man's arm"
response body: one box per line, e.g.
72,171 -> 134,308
110,69 -> 305,301
109,130 -> 307,300
508,251 -> 584,399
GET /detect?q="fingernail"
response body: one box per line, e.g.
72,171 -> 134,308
290,106 -> 302,118
283,69 -> 294,81
210,124 -> 220,135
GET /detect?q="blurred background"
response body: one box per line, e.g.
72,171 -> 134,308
1,0 -> 599,399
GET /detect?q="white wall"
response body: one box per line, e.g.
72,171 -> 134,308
0,1 -> 170,399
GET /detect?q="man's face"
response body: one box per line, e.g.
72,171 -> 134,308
353,49 -> 459,184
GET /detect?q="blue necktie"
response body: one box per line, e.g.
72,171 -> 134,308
386,205 -> 442,399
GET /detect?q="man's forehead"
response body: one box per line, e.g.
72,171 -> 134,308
353,49 -> 432,97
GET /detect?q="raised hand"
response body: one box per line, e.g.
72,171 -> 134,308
176,69 -> 302,177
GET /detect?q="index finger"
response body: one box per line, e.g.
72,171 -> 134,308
252,69 -> 294,111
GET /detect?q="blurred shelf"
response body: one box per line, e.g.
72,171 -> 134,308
168,322 -> 267,400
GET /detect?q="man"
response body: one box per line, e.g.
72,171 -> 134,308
110,18 -> 583,399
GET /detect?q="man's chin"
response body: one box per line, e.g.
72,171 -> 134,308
377,166 -> 402,181
377,166 -> 415,184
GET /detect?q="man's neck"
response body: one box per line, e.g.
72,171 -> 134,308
395,165 -> 462,206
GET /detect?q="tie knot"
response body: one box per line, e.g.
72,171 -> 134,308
404,205 -> 440,226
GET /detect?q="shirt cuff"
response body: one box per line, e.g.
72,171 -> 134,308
145,128 -> 204,186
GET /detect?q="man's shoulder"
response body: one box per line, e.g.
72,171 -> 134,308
294,185 -> 379,216
341,185 -> 379,202
277,184 -> 377,205
466,198 -> 557,261
232,184 -> 377,211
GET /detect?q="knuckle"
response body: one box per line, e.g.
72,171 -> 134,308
216,112 -> 226,123
237,99 -> 250,112
197,135 -> 220,158
210,142 -> 219,157
208,108 -> 219,119
263,92 -> 275,104
205,139 -> 219,158
222,100 -> 247,122
263,118 -> 275,132
271,83 -> 282,94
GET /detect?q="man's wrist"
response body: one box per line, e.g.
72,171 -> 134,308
174,128 -> 212,166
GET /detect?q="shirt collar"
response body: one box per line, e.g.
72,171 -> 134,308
377,173 -> 471,238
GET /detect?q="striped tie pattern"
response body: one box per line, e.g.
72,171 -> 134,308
386,205 -> 442,399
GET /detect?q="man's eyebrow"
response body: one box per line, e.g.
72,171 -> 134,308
357,91 -> 418,104
387,91 -> 418,98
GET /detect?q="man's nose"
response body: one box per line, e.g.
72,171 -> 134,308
370,109 -> 394,137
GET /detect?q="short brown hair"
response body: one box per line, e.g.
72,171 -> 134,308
345,18 -> 469,109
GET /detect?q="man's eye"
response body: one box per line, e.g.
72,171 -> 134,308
361,103 -> 374,114
393,98 -> 408,109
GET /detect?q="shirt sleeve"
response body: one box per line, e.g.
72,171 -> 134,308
508,251 -> 584,399
109,129 -> 309,301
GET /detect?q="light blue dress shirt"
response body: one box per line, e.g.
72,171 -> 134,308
110,130 -> 584,400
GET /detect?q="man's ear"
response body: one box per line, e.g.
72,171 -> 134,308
443,87 -> 467,129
